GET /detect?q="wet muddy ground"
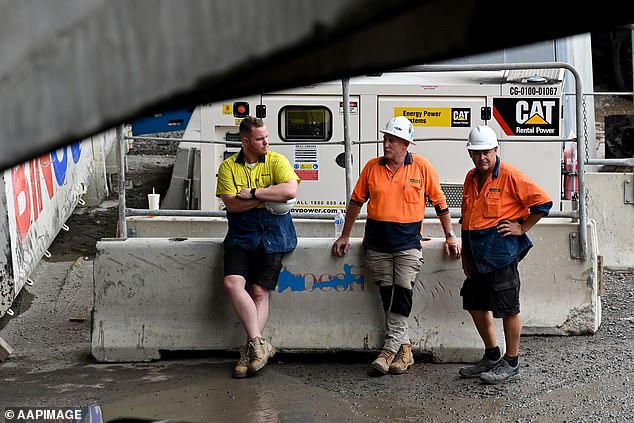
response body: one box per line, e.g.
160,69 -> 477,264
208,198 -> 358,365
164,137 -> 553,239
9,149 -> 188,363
0,254 -> 631,422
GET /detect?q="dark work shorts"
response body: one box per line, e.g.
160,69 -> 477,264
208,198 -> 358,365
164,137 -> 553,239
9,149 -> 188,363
460,259 -> 521,318
223,244 -> 285,290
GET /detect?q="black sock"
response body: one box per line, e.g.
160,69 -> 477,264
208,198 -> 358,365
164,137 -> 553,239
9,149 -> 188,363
504,355 -> 519,367
485,346 -> 501,361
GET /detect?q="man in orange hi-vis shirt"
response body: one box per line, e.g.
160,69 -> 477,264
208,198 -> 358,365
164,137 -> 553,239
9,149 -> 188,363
332,116 -> 461,375
458,125 -> 552,385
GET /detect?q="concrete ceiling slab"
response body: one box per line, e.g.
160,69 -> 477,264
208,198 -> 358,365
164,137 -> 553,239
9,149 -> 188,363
0,0 -> 632,169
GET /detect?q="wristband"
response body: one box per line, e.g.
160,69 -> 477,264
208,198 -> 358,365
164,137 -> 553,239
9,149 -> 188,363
250,188 -> 257,199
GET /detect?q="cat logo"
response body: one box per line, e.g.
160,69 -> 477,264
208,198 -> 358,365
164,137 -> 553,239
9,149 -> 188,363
516,100 -> 556,125
451,108 -> 470,127
492,98 -> 560,137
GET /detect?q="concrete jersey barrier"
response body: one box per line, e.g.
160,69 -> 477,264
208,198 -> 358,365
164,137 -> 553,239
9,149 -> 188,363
91,220 -> 599,363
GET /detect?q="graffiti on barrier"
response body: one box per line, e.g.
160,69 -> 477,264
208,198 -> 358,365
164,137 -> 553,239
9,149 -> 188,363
11,142 -> 82,242
2,139 -> 93,313
277,263 -> 364,293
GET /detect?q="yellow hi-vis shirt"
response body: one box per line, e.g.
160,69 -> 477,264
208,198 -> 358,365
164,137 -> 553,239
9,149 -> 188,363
216,149 -> 301,253
216,150 -> 300,201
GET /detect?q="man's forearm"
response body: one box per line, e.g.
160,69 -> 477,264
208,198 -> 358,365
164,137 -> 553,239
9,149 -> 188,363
437,212 -> 455,238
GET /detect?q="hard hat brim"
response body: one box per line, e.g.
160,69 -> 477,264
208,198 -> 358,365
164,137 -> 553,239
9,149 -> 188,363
265,198 -> 296,215
379,129 -> 416,145
466,144 -> 498,151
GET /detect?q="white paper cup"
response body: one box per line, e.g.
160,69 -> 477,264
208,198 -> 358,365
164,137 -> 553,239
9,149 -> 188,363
148,193 -> 160,210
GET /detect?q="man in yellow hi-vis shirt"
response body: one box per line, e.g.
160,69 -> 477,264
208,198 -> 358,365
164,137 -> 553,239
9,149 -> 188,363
216,116 -> 300,378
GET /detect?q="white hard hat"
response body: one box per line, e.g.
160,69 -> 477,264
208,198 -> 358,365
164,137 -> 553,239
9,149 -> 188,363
466,126 -> 498,150
265,198 -> 296,215
379,116 -> 416,145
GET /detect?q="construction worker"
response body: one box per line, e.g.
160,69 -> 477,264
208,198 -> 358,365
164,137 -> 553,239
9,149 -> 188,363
332,115 -> 461,375
216,116 -> 300,378
459,125 -> 552,384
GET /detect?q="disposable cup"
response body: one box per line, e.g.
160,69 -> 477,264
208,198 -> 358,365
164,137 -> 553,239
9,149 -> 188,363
148,193 -> 160,210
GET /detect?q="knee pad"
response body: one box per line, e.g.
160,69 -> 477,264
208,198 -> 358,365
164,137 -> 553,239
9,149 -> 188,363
379,285 -> 413,317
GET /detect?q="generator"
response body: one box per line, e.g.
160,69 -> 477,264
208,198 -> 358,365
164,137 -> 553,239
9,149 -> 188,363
199,67 -> 566,214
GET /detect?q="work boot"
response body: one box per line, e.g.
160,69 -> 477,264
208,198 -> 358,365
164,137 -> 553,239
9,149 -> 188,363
389,344 -> 414,374
232,345 -> 250,379
371,349 -> 396,375
247,336 -> 276,375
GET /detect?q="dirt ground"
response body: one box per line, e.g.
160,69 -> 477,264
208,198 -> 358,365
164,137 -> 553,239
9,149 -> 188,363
0,102 -> 633,422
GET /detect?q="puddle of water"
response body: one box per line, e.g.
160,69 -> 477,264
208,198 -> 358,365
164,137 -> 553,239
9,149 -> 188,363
100,367 -> 359,423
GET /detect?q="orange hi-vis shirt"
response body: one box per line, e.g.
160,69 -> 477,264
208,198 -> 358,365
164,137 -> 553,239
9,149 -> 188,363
350,153 -> 448,252
461,157 -> 552,273
461,159 -> 552,231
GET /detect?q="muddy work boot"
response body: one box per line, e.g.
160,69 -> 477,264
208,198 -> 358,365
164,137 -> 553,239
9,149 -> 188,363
458,354 -> 501,378
247,336 -> 276,376
371,349 -> 396,375
232,345 -> 250,379
389,344 -> 414,374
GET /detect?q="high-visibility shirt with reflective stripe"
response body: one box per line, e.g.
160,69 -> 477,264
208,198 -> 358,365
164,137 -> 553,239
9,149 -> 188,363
350,153 -> 448,252
461,157 -> 552,273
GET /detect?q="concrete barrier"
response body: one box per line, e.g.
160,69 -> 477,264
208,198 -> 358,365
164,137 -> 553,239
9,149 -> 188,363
586,172 -> 634,271
92,220 -> 599,363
